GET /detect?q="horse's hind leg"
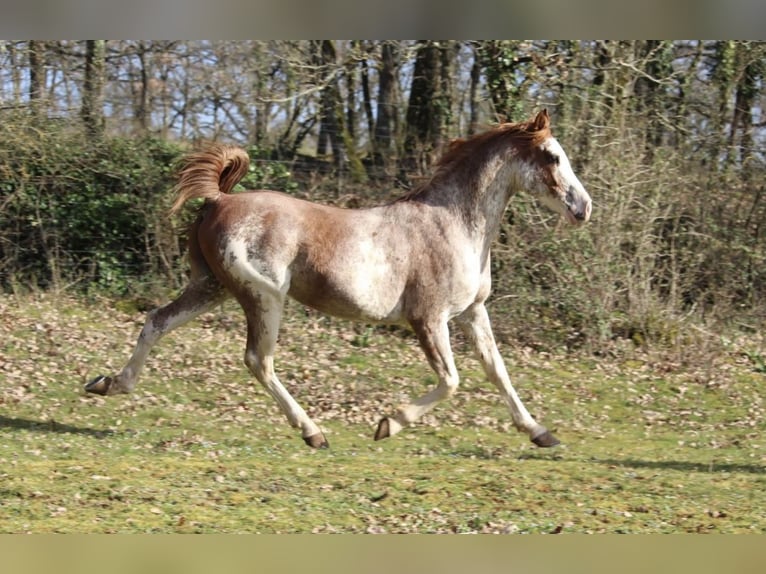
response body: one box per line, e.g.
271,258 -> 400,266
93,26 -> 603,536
239,290 -> 328,449
85,275 -> 227,396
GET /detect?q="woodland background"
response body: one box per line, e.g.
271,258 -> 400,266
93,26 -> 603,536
0,40 -> 764,357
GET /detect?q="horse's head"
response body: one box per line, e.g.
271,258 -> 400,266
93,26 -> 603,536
523,109 -> 592,226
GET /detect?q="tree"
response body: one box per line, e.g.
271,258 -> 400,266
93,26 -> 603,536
315,40 -> 343,167
467,42 -> 482,135
403,41 -> 449,173
729,42 -> 764,175
373,41 -> 399,171
28,41 -> 46,117
633,40 -> 674,158
81,40 -> 106,137
476,40 -> 532,122
358,41 -> 375,149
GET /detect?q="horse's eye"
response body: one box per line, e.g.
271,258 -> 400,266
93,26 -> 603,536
544,151 -> 559,166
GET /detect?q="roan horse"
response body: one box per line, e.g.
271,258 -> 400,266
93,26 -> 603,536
86,109 -> 592,449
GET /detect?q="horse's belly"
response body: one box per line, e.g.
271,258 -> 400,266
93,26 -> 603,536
287,268 -> 405,324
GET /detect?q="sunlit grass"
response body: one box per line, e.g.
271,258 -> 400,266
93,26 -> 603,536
1,294 -> 764,533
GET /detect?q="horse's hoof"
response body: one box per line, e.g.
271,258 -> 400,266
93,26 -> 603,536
531,429 -> 561,448
374,417 -> 390,441
84,375 -> 112,396
374,417 -> 403,441
304,433 -> 329,449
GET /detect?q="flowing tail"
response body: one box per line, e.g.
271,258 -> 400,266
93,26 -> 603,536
169,144 -> 250,216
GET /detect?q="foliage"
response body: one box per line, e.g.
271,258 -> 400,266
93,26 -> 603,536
236,145 -> 299,193
0,118 -> 301,296
1,40 -> 765,356
0,113 -> 185,294
476,40 -> 530,122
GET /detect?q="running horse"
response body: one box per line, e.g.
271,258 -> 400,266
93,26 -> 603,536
86,110 -> 592,449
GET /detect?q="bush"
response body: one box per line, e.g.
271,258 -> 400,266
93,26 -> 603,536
236,145 -> 299,194
0,117 -> 303,297
487,113 -> 766,356
0,113 -> 185,294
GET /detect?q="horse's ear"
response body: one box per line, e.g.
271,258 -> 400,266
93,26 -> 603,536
532,109 -> 550,131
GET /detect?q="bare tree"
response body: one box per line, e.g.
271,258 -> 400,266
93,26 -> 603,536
28,41 -> 46,116
81,40 -> 106,137
373,40 -> 399,171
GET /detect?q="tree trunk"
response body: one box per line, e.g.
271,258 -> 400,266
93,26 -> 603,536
634,40 -> 672,159
316,40 -> 343,167
81,40 -> 106,137
712,40 -> 737,171
674,41 -> 703,150
438,41 -> 456,137
131,42 -> 151,135
730,43 -> 763,175
28,41 -> 46,117
345,41 -> 359,143
373,41 -> 398,170
403,41 -> 443,172
250,42 -> 269,147
359,42 -> 375,147
468,43 -> 481,135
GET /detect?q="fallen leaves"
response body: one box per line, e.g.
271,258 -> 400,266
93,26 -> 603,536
1,293 -> 765,533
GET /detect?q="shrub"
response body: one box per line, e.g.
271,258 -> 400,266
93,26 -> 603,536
0,113 -> 184,294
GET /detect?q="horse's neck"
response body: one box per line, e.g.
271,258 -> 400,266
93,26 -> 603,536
397,150 -> 527,257
457,153 -> 525,252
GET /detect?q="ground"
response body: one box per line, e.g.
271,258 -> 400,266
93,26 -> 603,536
1,293 -> 764,533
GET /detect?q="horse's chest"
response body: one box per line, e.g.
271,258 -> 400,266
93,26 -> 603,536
409,249 -> 483,305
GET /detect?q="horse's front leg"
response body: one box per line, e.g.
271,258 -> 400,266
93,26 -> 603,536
374,316 -> 459,440
85,276 -> 227,396
455,302 -> 559,447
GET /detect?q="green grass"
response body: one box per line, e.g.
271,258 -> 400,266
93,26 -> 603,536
1,294 -> 764,533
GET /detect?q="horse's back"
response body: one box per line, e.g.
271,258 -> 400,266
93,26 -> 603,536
194,191 -> 408,321
194,189 -> 486,324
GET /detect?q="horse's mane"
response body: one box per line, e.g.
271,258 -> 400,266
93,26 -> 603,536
397,116 -> 551,203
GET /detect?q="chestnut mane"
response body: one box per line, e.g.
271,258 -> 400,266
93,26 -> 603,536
397,117 -> 552,202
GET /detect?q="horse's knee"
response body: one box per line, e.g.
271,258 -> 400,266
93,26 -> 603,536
244,350 -> 268,381
243,350 -> 260,377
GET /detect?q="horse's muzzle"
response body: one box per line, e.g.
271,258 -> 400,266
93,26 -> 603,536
574,200 -> 592,223
565,186 -> 592,224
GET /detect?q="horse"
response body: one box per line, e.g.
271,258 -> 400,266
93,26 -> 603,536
85,109 -> 592,449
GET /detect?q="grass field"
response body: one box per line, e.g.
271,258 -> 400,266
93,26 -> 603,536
1,293 -> 764,533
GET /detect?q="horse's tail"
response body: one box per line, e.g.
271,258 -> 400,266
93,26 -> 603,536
169,144 -> 250,216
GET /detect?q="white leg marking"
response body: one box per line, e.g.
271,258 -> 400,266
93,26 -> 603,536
242,292 -> 323,442
456,303 -> 547,439
387,318 -> 460,434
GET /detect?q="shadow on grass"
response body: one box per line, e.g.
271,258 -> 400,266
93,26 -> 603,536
519,451 -> 764,475
0,415 -> 114,438
594,457 -> 765,475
